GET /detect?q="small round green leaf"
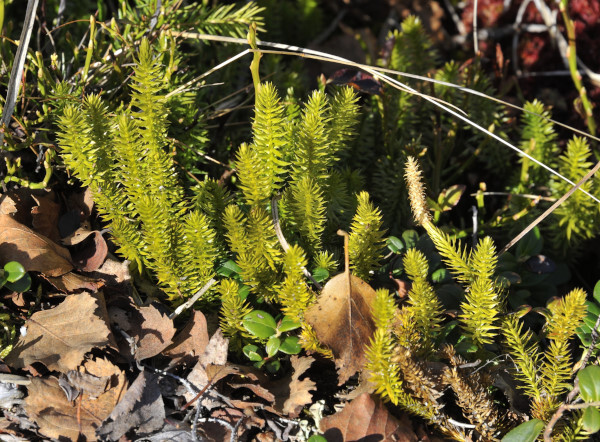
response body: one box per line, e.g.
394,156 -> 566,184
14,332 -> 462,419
501,419 -> 544,442
312,267 -> 329,283
242,310 -> 277,339
5,273 -> 32,293
243,344 -> 263,362
266,359 -> 281,373
307,435 -> 327,442
401,230 -> 418,249
455,338 -> 478,354
4,261 -> 26,283
279,336 -> 301,354
386,236 -> 404,254
431,268 -> 449,283
278,316 -> 301,332
579,365 -> 600,402
582,406 -> 600,434
437,184 -> 466,211
266,336 -> 281,358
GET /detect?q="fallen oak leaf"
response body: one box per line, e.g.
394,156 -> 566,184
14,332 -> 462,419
59,370 -> 109,401
25,357 -> 126,441
265,355 -> 316,418
305,230 -> 377,385
0,214 -> 73,277
320,392 -> 418,442
6,292 -> 113,372
185,329 -> 229,408
131,304 -> 176,361
162,310 -> 209,366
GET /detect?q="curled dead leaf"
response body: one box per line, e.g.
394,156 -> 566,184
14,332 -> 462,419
265,355 -> 316,418
62,227 -> 108,272
0,214 -> 73,277
43,271 -> 104,293
162,310 -> 209,365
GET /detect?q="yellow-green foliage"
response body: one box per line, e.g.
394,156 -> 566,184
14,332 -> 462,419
550,136 -> 600,252
279,245 -> 314,323
517,100 -> 558,188
460,237 -> 501,346
223,205 -> 281,301
403,248 -> 443,353
503,288 -> 587,421
218,279 -> 252,351
57,39 -> 217,302
365,156 -> 592,439
365,289 -> 431,417
348,192 -> 386,280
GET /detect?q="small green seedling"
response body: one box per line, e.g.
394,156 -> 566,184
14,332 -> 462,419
242,311 -> 302,372
0,261 -> 31,293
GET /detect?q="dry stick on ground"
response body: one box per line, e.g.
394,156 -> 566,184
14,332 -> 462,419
169,278 -> 217,320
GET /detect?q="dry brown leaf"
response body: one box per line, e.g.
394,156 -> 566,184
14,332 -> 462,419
6,292 -> 113,372
185,329 -> 229,405
72,231 -> 108,272
132,304 -> 176,361
61,370 -> 109,399
0,188 -> 46,224
92,258 -> 132,287
266,356 -> 316,418
0,192 -> 18,217
43,271 -> 104,293
305,231 -> 377,385
62,226 -> 96,246
162,310 -> 209,365
96,369 -> 165,440
68,188 -> 94,220
31,194 -> 61,243
0,214 -> 73,277
25,357 -> 126,441
320,392 -> 418,442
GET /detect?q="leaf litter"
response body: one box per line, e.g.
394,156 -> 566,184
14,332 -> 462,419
0,199 -> 423,441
